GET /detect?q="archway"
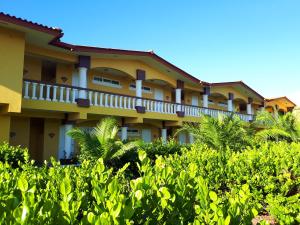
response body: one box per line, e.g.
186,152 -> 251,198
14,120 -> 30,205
234,98 -> 248,113
209,92 -> 228,109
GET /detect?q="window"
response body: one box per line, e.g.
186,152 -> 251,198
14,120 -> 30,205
218,101 -> 228,107
129,83 -> 152,93
128,129 -> 140,137
208,99 -> 214,105
93,76 -> 121,88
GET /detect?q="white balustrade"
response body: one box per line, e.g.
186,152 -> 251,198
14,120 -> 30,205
22,80 -> 254,121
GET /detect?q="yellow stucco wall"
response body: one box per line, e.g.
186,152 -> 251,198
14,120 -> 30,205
0,27 -> 25,112
9,117 -> 30,148
91,58 -> 177,87
56,63 -> 73,85
43,119 -> 60,160
0,115 -> 11,143
88,69 -> 174,101
24,56 -> 42,80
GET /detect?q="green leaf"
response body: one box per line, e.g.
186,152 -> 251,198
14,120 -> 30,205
251,208 -> 258,217
210,203 -> 217,212
18,177 -> 28,192
159,187 -> 171,200
138,150 -> 147,162
87,212 -> 95,223
224,215 -> 231,225
135,190 -> 143,201
60,177 -> 71,196
209,191 -> 218,202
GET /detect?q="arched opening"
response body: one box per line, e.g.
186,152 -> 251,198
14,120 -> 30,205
145,79 -> 176,102
278,109 -> 285,115
234,98 -> 248,113
87,67 -> 136,95
209,92 -> 228,109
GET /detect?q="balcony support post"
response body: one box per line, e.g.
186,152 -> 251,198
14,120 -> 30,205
176,80 -> 184,117
121,126 -> 128,141
202,86 -> 210,108
77,56 -> 90,107
135,69 -> 146,113
63,122 -> 74,159
161,128 -> 167,143
247,97 -> 253,115
228,92 -> 234,112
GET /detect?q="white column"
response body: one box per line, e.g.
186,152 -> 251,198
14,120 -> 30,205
176,88 -> 182,112
247,103 -> 252,115
64,124 -> 73,159
203,94 -> 208,108
39,84 -> 45,100
78,67 -> 87,99
189,133 -> 195,144
121,127 -> 128,141
228,99 -> 233,112
136,80 -> 142,106
24,81 -> 30,99
161,128 -> 167,143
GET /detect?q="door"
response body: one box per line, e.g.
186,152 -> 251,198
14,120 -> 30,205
142,129 -> 152,143
192,95 -> 199,106
58,125 -> 65,159
154,89 -> 164,112
29,118 -> 44,162
41,61 -> 56,83
72,71 -> 79,87
178,132 -> 186,144
154,88 -> 164,101
72,71 -> 79,99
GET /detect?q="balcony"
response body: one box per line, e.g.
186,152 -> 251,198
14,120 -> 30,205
22,79 -> 254,122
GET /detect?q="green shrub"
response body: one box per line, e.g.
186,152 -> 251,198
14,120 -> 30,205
0,142 -> 299,224
139,138 -> 189,159
0,142 -> 29,168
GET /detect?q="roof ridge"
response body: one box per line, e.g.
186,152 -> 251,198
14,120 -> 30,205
0,12 -> 62,33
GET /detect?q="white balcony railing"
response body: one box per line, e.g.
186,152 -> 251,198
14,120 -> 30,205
23,79 -> 254,121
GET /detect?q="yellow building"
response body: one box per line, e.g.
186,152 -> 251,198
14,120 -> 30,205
0,13 -> 293,161
265,97 -> 296,114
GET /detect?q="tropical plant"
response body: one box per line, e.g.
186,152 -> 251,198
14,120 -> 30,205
177,114 -> 253,151
1,141 -> 300,224
0,142 -> 30,168
253,109 -> 300,142
67,117 -> 140,163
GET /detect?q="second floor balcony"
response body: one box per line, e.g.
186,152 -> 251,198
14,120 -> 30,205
22,79 -> 255,122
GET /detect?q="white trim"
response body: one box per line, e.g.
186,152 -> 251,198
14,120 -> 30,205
92,76 -> 122,89
129,83 -> 152,93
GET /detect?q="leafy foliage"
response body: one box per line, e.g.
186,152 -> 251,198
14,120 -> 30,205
67,117 -> 140,163
177,114 -> 253,151
0,142 -> 29,168
0,141 -> 299,224
253,109 -> 300,142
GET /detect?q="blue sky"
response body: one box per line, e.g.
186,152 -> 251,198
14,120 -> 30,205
1,0 -> 299,105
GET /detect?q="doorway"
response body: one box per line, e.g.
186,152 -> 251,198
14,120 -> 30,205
142,129 -> 152,143
192,95 -> 199,106
29,118 -> 44,162
41,60 -> 56,83
178,132 -> 186,144
154,88 -> 164,101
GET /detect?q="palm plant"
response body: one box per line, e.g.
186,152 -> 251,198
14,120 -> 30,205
177,114 -> 252,151
67,117 -> 140,163
253,109 -> 300,142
